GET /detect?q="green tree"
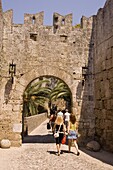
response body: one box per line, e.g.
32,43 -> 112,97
23,78 -> 72,117
49,80 -> 72,110
23,79 -> 51,116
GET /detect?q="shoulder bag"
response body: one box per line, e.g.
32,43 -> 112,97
54,124 -> 61,138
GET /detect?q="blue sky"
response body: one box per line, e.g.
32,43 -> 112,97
2,0 -> 106,25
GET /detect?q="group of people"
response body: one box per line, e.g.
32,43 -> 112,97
49,108 -> 80,156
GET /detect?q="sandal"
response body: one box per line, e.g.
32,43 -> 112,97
77,152 -> 80,156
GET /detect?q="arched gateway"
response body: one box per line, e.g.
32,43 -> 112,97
0,1 -> 95,147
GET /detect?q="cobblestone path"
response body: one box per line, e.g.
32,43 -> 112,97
0,119 -> 113,170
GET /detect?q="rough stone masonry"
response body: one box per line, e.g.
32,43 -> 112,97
0,0 -> 113,152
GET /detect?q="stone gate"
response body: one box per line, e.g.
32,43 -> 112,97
0,0 -> 113,152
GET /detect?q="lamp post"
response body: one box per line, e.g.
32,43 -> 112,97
9,60 -> 16,84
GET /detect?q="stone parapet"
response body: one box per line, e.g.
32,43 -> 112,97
24,113 -> 47,135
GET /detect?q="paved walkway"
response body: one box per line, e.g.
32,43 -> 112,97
0,119 -> 113,170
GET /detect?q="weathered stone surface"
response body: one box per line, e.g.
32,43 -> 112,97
94,0 -> 113,152
0,0 -> 95,148
86,141 -> 101,152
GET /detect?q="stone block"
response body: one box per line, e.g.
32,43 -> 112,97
86,140 -> 101,152
0,139 -> 11,148
13,123 -> 22,133
106,47 -> 112,60
106,58 -> 112,70
101,60 -> 106,71
11,140 -> 22,147
107,68 -> 113,79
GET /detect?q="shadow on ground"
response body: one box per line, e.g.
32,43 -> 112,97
23,132 -> 69,145
23,133 -> 55,143
80,147 -> 113,166
47,150 -> 70,156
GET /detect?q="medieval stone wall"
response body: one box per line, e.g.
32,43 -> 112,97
93,0 -> 113,151
0,6 -> 95,147
0,0 -> 113,152
1,0 -> 106,149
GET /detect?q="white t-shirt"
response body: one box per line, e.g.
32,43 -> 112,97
64,112 -> 70,121
57,111 -> 63,117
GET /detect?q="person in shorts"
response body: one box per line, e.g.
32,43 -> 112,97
68,114 -> 80,156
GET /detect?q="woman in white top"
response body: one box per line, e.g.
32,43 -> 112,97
64,109 -> 70,132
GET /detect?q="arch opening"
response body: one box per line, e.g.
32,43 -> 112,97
22,75 -> 72,141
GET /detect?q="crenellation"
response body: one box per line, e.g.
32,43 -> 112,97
3,10 -> 13,32
81,16 -> 94,29
24,11 -> 44,26
53,13 -> 72,27
63,14 -> 73,26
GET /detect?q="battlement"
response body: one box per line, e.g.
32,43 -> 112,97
24,11 -> 44,26
81,16 -> 94,29
3,9 -> 94,32
53,13 -> 72,27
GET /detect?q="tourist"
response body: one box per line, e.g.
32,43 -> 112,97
52,116 -> 66,156
64,109 -> 70,132
49,112 -> 57,131
57,109 -> 63,117
68,114 -> 80,156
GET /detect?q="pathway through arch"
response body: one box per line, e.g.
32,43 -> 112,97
0,119 -> 113,170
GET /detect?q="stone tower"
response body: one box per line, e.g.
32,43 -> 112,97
93,0 -> 113,152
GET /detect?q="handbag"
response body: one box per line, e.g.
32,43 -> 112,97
47,122 -> 51,130
54,132 -> 59,138
61,135 -> 66,144
54,124 -> 61,138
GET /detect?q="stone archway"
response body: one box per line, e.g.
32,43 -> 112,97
16,65 -> 75,108
7,65 -> 76,146
22,74 -> 73,140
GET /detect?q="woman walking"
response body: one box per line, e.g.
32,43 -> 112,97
53,116 -> 66,156
68,114 -> 80,156
49,113 -> 57,131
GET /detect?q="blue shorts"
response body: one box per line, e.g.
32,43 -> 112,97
68,130 -> 78,140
